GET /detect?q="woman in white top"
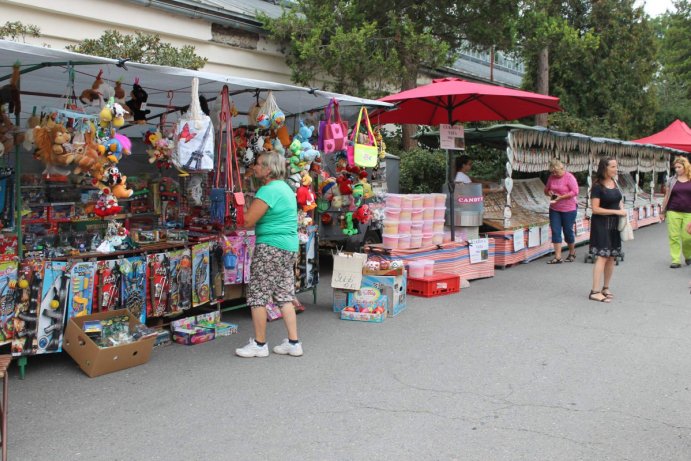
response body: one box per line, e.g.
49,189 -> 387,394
455,155 -> 472,184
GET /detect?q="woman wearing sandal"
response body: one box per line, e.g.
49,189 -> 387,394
660,156 -> 691,269
545,159 -> 579,264
588,157 -> 627,303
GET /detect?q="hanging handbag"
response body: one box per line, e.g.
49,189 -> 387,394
614,181 -> 634,241
346,107 -> 378,168
319,98 -> 348,153
173,78 -> 215,173
210,85 -> 245,226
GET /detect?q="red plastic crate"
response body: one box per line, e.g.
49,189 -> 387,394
406,272 -> 460,297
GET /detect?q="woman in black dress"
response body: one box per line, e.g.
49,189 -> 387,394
589,157 -> 628,303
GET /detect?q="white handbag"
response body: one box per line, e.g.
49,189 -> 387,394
172,77 -> 214,173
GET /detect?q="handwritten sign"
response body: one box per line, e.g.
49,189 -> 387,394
469,238 -> 489,264
440,124 -> 465,150
331,252 -> 368,290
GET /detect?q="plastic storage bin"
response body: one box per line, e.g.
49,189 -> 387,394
407,273 -> 460,297
383,234 -> 399,249
383,220 -> 399,235
408,260 -> 426,279
432,193 -> 446,207
398,220 -> 412,233
398,234 -> 411,250
421,259 -> 435,277
410,208 -> 424,223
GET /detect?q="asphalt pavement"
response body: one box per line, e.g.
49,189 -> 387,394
8,222 -> 691,461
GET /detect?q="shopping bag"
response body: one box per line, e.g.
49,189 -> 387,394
620,218 -> 634,241
346,107 -> 378,168
173,78 -> 214,173
319,98 -> 348,153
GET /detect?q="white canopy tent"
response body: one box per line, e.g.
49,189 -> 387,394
0,39 -> 392,134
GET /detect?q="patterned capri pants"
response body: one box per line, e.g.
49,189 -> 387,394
246,243 -> 298,308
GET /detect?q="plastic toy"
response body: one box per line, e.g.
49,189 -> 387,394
342,212 -> 358,236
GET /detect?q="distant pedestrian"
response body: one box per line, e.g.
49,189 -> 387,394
588,157 -> 628,303
661,156 -> 691,268
544,159 -> 579,264
235,151 -> 303,358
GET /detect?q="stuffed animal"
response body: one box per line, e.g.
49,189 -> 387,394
114,79 -> 127,106
300,144 -> 320,164
126,79 -> 150,123
296,174 -> 317,212
33,124 -> 75,171
353,204 -> 371,224
270,111 -> 285,130
0,64 -> 20,117
336,173 -> 353,195
94,187 -> 122,217
342,212 -> 358,236
272,137 -> 285,156
99,133 -> 131,163
102,166 -> 133,199
0,111 -> 17,157
294,120 -> 315,142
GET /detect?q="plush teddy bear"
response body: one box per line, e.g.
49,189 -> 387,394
126,79 -> 150,123
296,173 -> 317,212
0,64 -> 20,117
36,124 -> 75,167
102,165 -> 133,199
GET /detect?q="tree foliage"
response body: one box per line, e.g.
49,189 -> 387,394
259,1 -> 518,98
0,21 -> 40,42
521,0 -> 658,139
399,147 -> 447,194
66,30 -> 207,70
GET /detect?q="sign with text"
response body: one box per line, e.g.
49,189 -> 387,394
331,252 -> 368,290
469,238 -> 490,264
440,124 -> 465,150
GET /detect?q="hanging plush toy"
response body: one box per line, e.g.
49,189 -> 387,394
102,165 -> 133,199
0,64 -> 20,117
126,79 -> 151,123
296,174 -> 317,212
94,187 -> 122,217
342,212 -> 358,236
353,204 -> 371,224
294,120 -> 315,142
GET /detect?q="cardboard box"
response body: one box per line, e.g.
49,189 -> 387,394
340,309 -> 385,323
331,252 -> 368,290
63,309 -> 155,378
360,273 -> 407,317
172,327 -> 215,345
332,288 -> 352,313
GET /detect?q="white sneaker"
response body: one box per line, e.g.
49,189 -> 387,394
272,339 -> 303,357
235,339 -> 269,358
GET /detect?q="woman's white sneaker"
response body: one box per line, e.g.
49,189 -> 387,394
235,339 -> 269,358
272,339 -> 303,356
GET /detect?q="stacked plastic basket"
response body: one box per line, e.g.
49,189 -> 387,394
382,194 -> 446,249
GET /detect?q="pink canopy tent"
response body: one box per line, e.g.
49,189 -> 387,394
632,119 -> 691,153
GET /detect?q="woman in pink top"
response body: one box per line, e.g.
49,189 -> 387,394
544,159 -> 580,263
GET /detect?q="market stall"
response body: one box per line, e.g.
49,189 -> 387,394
0,40 -> 392,377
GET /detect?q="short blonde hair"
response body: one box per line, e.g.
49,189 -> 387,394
673,156 -> 691,178
258,151 -> 285,179
549,158 -> 564,173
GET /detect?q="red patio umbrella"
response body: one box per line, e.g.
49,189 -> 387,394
373,78 -> 561,240
631,119 -> 691,153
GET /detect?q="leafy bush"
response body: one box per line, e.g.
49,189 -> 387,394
399,147 -> 447,193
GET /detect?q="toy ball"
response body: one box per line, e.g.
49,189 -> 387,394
50,299 -> 60,309
256,113 -> 271,129
270,111 -> 285,128
18,279 -> 29,289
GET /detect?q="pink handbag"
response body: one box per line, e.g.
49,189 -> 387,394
319,98 -> 348,153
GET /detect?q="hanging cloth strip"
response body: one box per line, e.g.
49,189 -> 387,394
210,85 -> 245,226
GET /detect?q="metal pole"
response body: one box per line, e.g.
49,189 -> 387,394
448,100 -> 455,242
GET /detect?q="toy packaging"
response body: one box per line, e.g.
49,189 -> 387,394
192,243 -> 210,307
96,259 -> 123,313
37,261 -> 70,354
170,316 -> 215,346
147,252 -> 171,317
11,260 -> 43,356
120,256 -> 147,323
67,261 -> 97,319
0,260 -> 18,342
168,249 -> 192,314
222,235 -> 255,285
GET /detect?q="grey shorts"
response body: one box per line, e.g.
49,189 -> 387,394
246,244 -> 297,307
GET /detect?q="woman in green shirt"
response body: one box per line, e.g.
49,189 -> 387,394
235,151 -> 303,358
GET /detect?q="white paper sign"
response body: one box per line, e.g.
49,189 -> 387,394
468,238 -> 489,264
513,228 -> 525,252
440,124 -> 465,150
528,227 -> 540,248
331,252 -> 368,290
540,224 -> 550,244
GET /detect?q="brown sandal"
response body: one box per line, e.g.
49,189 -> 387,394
601,287 -> 614,298
547,257 -> 563,264
565,253 -> 577,263
589,290 -> 610,303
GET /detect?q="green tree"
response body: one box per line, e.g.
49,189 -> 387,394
66,30 -> 207,70
399,147 -> 447,193
0,21 -> 40,42
260,1 -> 518,149
657,1 -> 690,104
521,0 -> 658,139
